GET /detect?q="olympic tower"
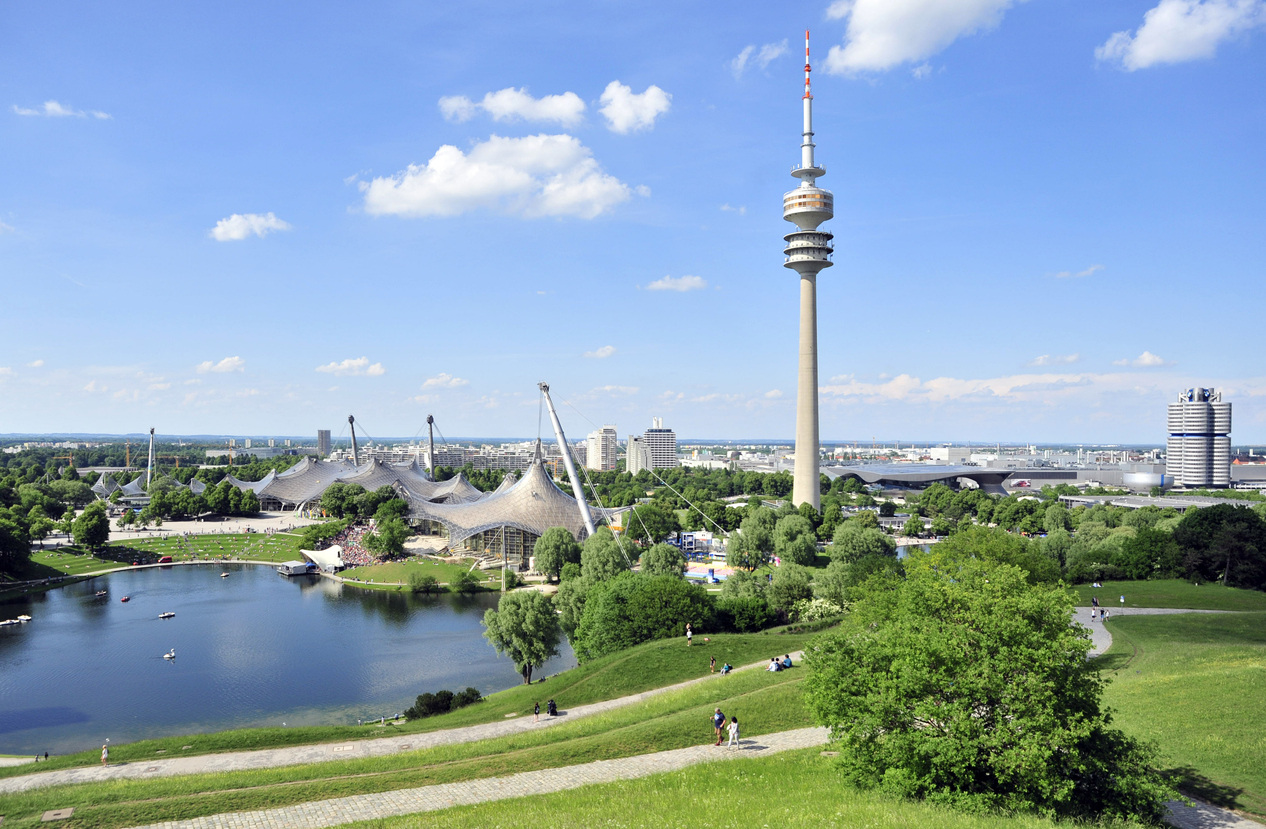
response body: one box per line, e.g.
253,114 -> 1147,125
783,30 -> 833,511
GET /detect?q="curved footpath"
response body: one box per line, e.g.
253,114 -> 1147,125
0,651 -> 806,795
1078,606 -> 1232,657
5,616 -> 1261,829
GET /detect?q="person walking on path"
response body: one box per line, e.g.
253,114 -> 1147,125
101,744 -> 108,766
727,716 -> 740,750
685,623 -> 692,647
1120,595 -> 1125,614
710,655 -> 716,674
534,702 -> 540,724
712,708 -> 725,746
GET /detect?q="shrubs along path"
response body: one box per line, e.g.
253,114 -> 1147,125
0,650 -> 804,795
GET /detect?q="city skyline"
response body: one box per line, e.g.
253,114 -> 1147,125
3,2 -> 1264,443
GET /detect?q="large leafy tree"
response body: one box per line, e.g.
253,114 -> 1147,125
533,527 -> 582,582
804,553 -> 1175,822
1173,503 -> 1266,590
727,507 -> 776,572
931,524 -> 1060,584
482,590 -> 562,684
773,514 -> 817,566
572,572 -> 714,662
623,502 -> 680,546
831,522 -> 896,564
580,527 -> 631,581
72,502 -> 110,551
639,542 -> 687,578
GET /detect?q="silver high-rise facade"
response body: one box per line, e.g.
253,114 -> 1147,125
1166,388 -> 1231,488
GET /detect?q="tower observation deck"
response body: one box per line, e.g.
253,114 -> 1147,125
784,30 -> 833,511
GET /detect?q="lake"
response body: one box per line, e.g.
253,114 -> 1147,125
0,565 -> 576,755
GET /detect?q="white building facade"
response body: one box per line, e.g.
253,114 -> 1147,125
585,425 -> 618,471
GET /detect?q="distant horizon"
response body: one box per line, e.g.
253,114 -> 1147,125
5,431 -> 1245,451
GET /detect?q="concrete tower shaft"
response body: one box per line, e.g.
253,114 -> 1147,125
783,30 -> 832,511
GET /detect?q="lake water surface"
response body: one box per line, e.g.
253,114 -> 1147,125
0,565 -> 575,755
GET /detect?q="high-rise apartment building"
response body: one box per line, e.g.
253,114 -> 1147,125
317,429 -> 331,457
643,417 -> 679,469
1166,388 -> 1231,488
626,435 -> 651,474
585,425 -> 617,471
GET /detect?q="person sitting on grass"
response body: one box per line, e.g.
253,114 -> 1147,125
782,654 -> 793,669
720,663 -> 732,675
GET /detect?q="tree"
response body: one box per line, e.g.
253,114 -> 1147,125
931,525 -> 1060,584
1173,504 -> 1266,589
623,503 -> 680,546
727,508 -> 776,572
851,510 -> 879,530
72,502 -> 110,551
554,572 -> 593,640
831,522 -> 896,564
803,554 -> 1176,822
482,590 -> 562,684
533,527 -> 582,582
239,489 -> 261,515
901,515 -> 924,539
774,514 -> 818,566
0,513 -> 30,572
640,542 -> 687,578
580,527 -> 631,581
365,515 -> 410,559
878,501 -> 897,518
767,563 -> 814,616
572,572 -> 714,662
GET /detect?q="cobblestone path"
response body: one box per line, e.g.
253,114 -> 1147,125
122,727 -> 831,829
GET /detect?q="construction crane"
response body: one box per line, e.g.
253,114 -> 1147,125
537,382 -> 596,537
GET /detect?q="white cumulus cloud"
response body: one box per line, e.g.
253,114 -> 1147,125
584,345 -> 616,359
439,87 -> 586,127
825,0 -> 1027,74
421,372 -> 469,388
315,357 -> 386,376
1096,0 -> 1265,70
1029,353 -> 1080,367
731,40 -> 790,78
361,134 -> 631,220
12,100 -> 111,119
598,81 -> 671,133
646,275 -> 708,292
764,389 -> 784,399
0,221 -> 14,233
196,356 -> 245,374
27,359 -> 44,368
210,212 -> 291,241
1113,351 -> 1171,367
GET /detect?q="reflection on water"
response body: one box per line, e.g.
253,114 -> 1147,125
0,565 -> 575,755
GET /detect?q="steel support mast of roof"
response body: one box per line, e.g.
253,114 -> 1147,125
538,382 -> 597,537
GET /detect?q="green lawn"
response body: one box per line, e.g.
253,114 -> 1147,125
0,665 -> 814,829
1099,611 -> 1266,817
345,749 -> 1072,829
107,532 -> 306,565
1070,579 -> 1266,611
341,557 -> 482,587
0,629 -> 820,780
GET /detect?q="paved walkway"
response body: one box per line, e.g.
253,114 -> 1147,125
1077,607 -> 1232,656
0,651 -> 804,794
123,727 -> 831,829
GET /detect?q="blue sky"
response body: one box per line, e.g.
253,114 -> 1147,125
2,1 -> 1263,444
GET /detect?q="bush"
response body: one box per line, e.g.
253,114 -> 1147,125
790,596 -> 845,622
452,570 -> 482,593
715,595 -> 773,632
404,686 -> 482,720
408,572 -> 440,594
